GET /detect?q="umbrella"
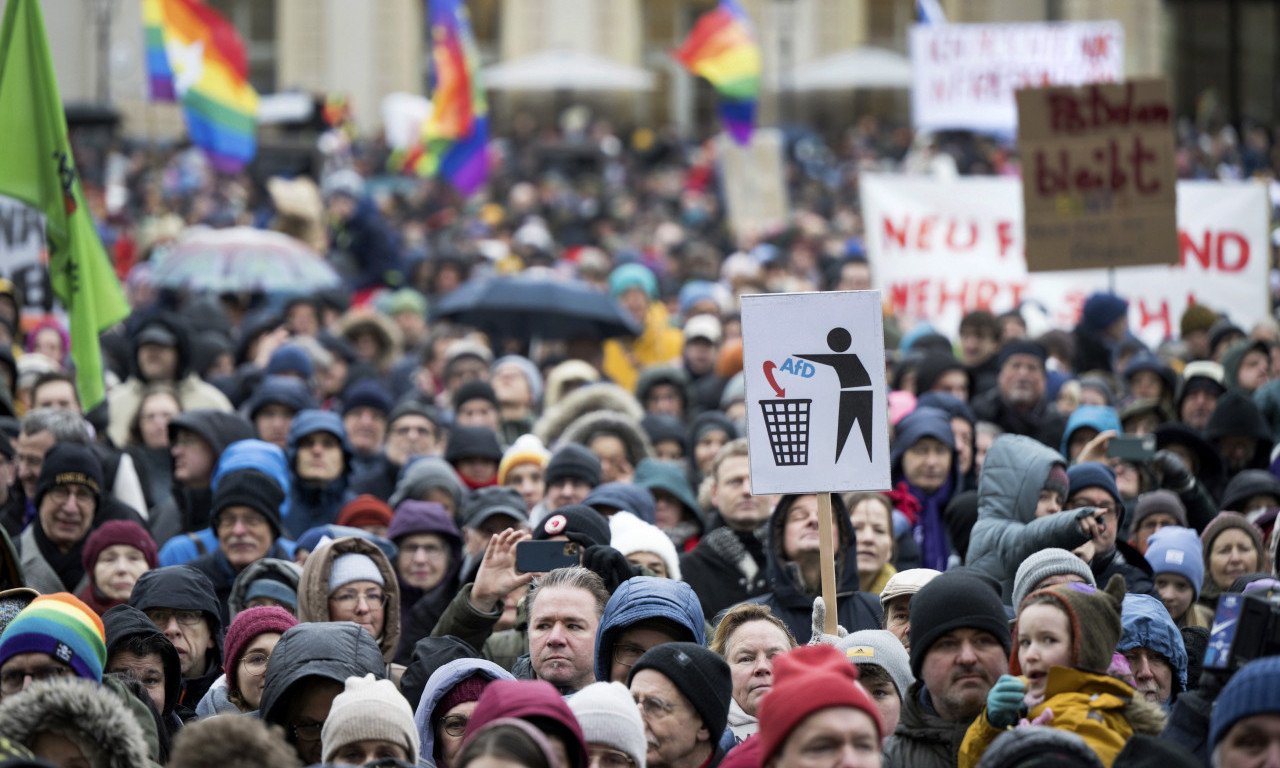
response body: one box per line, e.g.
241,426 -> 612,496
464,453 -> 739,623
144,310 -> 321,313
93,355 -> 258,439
430,274 -> 642,340
150,226 -> 343,295
483,49 -> 656,91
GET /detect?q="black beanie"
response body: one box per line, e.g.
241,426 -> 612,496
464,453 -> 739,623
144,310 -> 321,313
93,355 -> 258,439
532,504 -> 611,548
211,468 -> 285,537
35,443 -> 103,508
996,339 -> 1047,370
444,426 -> 504,462
909,571 -> 1012,677
629,642 -> 731,739
452,380 -> 499,413
544,444 -> 602,488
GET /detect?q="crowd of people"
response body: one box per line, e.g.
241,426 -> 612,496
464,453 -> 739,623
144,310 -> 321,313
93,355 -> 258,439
0,109 -> 1278,768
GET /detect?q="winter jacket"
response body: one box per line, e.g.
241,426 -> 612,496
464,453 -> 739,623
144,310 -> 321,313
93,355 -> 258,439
430,583 -> 529,673
748,494 -> 882,644
0,525 -> 20,589
148,410 -> 255,547
971,385 -> 1068,451
1204,390 -> 1273,478
890,406 -> 960,571
0,677 -> 153,768
297,535 -> 402,665
1161,682 -> 1217,764
1090,541 -> 1159,601
331,198 -> 405,292
602,302 -> 684,393
1119,593 -> 1189,697
966,435 -> 1091,604
349,451 -> 404,501
560,410 -> 654,471
534,382 -> 647,450
18,524 -> 89,595
128,565 -> 225,718
412,658 -> 515,767
188,539 -> 293,625
679,524 -> 770,621
258,621 -> 387,729
959,667 -> 1166,768
882,681 -> 974,768
391,501 -> 464,664
594,576 -> 706,682
226,557 -> 302,618
283,409 -> 356,538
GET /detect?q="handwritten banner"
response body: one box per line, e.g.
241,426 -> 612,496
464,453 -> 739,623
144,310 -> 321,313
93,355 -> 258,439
860,174 -> 1270,348
909,21 -> 1123,134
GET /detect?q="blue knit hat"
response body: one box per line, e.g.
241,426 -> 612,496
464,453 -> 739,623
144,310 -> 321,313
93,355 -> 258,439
342,379 -> 393,416
1067,462 -> 1123,522
1081,292 -> 1129,332
1143,526 -> 1205,602
608,264 -> 657,300
266,344 -> 314,379
1210,655 -> 1280,749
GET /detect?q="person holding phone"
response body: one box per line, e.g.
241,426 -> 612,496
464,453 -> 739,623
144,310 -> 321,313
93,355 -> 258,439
1065,463 -> 1160,601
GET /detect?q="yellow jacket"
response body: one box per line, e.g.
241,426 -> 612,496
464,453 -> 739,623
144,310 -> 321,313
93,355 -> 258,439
958,667 -> 1165,768
602,302 -> 684,393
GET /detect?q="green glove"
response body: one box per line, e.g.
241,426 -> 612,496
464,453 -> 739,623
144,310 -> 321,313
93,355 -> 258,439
986,674 -> 1028,729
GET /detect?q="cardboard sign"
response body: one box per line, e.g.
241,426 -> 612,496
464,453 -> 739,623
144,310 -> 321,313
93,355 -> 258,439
741,291 -> 890,495
910,21 -> 1123,134
1017,78 -> 1178,271
859,174 -> 1270,348
717,128 -> 788,244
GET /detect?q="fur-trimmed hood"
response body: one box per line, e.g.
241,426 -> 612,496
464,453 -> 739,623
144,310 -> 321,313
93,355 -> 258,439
559,410 -> 654,468
297,535 -> 401,663
227,557 -> 303,618
0,677 -> 152,768
534,383 -> 644,448
336,309 -> 403,372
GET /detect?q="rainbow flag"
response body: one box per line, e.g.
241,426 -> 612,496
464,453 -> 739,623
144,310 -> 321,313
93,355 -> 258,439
674,0 -> 762,145
405,0 -> 488,196
143,0 -> 258,172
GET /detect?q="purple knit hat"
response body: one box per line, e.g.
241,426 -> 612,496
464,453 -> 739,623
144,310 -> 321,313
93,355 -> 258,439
387,500 -> 462,547
81,520 -> 159,576
223,605 -> 297,690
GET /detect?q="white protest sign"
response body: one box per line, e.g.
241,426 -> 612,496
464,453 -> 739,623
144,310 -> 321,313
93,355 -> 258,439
909,21 -> 1123,134
0,194 -> 51,312
860,174 -> 1270,348
717,128 -> 789,244
741,291 -> 890,495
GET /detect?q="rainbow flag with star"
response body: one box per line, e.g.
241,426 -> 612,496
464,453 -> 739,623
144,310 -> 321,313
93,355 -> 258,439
143,0 -> 258,172
674,0 -> 761,146
403,0 -> 488,196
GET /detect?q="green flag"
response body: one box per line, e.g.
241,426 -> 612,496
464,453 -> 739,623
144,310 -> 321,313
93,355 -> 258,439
0,0 -> 129,411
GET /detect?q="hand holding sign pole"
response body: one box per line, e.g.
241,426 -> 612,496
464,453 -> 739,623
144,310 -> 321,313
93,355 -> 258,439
743,292 -> 890,635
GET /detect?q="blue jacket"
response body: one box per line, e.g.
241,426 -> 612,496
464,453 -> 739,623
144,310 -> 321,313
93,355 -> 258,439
413,658 -> 514,767
1120,593 -> 1189,695
1060,405 -> 1121,458
284,410 -> 356,538
594,576 -> 706,682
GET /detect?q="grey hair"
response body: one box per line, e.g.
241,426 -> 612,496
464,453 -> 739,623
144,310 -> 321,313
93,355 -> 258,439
21,407 -> 90,444
526,566 -> 609,620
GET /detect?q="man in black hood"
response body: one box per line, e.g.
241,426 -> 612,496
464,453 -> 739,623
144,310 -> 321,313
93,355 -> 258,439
103,603 -> 184,737
128,565 -> 224,721
148,410 -> 254,548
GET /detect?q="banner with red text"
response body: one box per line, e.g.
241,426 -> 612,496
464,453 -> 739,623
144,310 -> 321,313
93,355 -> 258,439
861,174 -> 1270,348
909,21 -> 1123,134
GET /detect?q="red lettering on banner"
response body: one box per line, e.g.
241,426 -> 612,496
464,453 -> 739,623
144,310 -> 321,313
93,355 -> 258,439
997,221 -> 1016,258
1178,230 -> 1250,272
1217,232 -> 1249,272
1180,230 -> 1211,269
1033,137 -> 1162,196
885,279 -> 1030,317
883,217 -> 909,249
945,221 -> 979,250
1137,299 -> 1171,340
1047,82 -> 1171,134
918,216 -> 937,250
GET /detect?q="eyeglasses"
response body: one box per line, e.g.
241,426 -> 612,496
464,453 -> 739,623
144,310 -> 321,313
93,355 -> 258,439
634,695 -> 678,719
216,510 -> 270,532
402,542 -> 447,559
292,722 -> 323,742
241,652 -> 272,677
441,714 -> 469,738
0,665 -> 72,694
612,643 -> 645,668
145,609 -> 205,627
45,485 -> 94,506
329,589 -> 386,610
589,747 -> 638,768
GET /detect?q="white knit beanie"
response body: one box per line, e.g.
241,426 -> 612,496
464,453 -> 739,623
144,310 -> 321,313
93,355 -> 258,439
568,681 -> 648,768
329,553 -> 385,593
609,511 -> 681,581
321,674 -> 420,764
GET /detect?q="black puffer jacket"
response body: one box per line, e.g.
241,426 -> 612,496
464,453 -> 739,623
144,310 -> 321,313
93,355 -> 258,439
128,565 -> 224,720
258,621 -> 386,728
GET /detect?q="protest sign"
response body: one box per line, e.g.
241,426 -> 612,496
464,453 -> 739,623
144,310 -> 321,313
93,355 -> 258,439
717,128 -> 788,243
0,193 -> 50,311
860,174 -> 1269,347
741,291 -> 890,495
1017,78 -> 1177,271
910,21 -> 1123,134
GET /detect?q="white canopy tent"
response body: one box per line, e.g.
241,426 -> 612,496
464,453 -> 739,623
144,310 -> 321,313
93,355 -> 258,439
785,46 -> 913,91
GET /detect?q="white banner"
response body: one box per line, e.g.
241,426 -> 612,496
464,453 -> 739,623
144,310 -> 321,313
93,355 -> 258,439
909,21 -> 1124,134
861,174 -> 1271,348
0,194 -> 51,312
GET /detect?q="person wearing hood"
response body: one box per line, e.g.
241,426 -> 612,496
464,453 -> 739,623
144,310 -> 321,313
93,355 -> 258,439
749,493 -> 881,644
634,458 -> 705,552
594,576 -> 705,684
284,410 -> 356,538
322,175 -> 403,290
492,355 -> 543,445
603,264 -> 684,394
1221,338 -> 1273,394
107,312 -> 234,449
414,658 -> 516,768
188,467 -> 294,623
389,500 -> 464,664
0,677 -> 152,768
226,556 -> 302,617
78,520 -> 158,616
258,620 -> 388,765
128,565 -> 224,720
194,604 -> 297,717
245,375 -> 316,451
1205,390 -> 1274,482
464,678 -> 591,768
102,603 -> 183,739
148,410 -> 254,549
1118,593 -> 1189,710
446,426 -> 505,491
1060,405 -> 1122,463
966,434 -> 1096,604
889,406 -> 960,573
686,412 -> 737,486
562,409 -> 655,486
388,455 -> 467,518
351,400 -> 450,500
636,366 -> 691,422
1066,462 -> 1160,600
297,535 -> 403,679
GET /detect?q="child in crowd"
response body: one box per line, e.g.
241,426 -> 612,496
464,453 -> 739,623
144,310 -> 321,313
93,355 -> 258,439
1143,526 -> 1213,629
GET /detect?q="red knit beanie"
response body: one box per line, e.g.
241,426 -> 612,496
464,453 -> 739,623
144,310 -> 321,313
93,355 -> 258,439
337,495 -> 394,530
757,644 -> 884,762
434,674 -> 489,728
81,520 -> 158,576
223,606 -> 297,691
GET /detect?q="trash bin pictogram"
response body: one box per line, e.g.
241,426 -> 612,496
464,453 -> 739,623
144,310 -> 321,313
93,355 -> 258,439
760,399 -> 811,466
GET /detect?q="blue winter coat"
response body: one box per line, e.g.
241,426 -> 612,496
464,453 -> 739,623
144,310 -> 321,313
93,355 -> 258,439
1119,593 -> 1189,695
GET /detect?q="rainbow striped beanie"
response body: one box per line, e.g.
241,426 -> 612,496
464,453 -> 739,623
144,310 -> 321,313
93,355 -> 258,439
0,593 -> 106,682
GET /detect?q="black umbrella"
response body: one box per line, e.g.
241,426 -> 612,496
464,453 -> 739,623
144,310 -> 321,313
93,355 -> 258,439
430,274 -> 643,340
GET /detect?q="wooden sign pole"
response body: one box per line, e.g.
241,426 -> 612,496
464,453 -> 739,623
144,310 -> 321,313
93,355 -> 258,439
817,492 -> 838,635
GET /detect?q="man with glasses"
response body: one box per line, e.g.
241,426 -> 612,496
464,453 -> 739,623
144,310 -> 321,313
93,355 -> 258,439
0,592 -> 106,699
20,443 -> 104,594
627,642 -> 732,768
1067,462 -> 1160,599
569,681 -> 648,768
352,402 -> 448,500
129,565 -> 225,720
594,576 -> 704,684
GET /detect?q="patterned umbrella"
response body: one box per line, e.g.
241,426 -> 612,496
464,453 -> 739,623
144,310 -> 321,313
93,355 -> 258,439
149,226 -> 342,295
